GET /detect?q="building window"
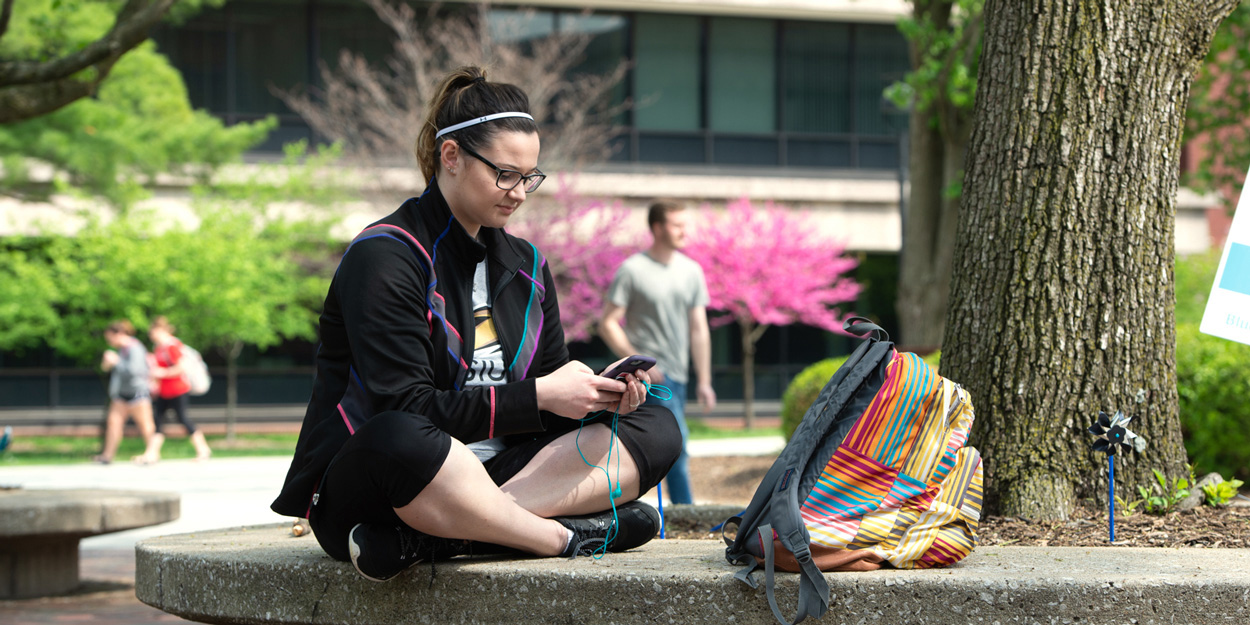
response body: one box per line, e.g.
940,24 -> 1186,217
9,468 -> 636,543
709,17 -> 775,135
153,3 -> 908,170
782,21 -> 852,135
633,13 -> 701,132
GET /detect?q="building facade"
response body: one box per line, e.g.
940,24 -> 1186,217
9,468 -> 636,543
0,0 -> 1217,415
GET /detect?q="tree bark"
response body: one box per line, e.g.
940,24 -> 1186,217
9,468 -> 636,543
944,0 -> 1237,520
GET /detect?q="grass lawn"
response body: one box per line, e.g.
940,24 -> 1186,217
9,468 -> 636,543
0,419 -> 781,466
0,433 -> 301,466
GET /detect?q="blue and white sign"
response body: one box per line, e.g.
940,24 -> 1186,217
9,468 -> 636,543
1200,165 -> 1250,346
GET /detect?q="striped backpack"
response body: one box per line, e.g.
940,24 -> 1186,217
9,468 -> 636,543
723,317 -> 984,625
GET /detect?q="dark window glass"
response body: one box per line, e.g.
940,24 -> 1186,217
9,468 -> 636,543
713,136 -> 778,166
488,7 -> 557,47
787,137 -> 852,168
316,0 -> 394,70
559,12 -> 630,125
853,24 -> 910,136
233,0 -> 309,115
858,139 -> 900,169
607,133 -> 631,162
152,16 -> 229,113
708,17 -> 774,133
782,22 -> 851,133
638,133 -> 704,163
634,14 -> 700,131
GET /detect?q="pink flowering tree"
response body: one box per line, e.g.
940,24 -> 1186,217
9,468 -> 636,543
685,198 -> 862,427
509,180 -> 639,343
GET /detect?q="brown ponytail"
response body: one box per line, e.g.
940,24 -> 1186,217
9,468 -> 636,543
415,66 -> 538,184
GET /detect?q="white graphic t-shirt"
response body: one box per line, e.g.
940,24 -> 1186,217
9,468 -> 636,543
464,260 -> 508,462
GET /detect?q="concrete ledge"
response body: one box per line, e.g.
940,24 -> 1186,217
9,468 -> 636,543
137,523 -> 1250,625
0,489 -> 179,538
1,488 -> 179,599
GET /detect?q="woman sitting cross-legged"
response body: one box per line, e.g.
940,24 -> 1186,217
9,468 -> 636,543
271,66 -> 682,582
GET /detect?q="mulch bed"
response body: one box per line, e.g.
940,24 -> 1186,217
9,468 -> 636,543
679,455 -> 1250,547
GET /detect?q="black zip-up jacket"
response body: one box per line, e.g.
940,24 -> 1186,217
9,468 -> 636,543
272,181 -> 568,517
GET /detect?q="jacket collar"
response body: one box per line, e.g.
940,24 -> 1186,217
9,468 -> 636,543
415,178 -> 528,273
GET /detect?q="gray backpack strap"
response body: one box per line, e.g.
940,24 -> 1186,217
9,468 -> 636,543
760,524 -> 830,625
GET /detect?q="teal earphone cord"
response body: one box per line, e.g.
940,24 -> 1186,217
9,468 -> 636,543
575,381 -> 672,558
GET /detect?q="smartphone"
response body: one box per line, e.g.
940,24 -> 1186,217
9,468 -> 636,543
601,355 -> 656,380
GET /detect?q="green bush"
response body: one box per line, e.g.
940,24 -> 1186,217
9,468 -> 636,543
1175,251 -> 1250,481
780,357 -> 848,442
1176,323 -> 1250,480
779,350 -> 941,442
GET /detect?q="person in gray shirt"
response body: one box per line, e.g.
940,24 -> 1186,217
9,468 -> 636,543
94,320 -> 159,464
600,200 -> 717,504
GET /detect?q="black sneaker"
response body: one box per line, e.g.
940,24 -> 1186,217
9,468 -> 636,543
347,523 -> 476,582
555,500 -> 661,557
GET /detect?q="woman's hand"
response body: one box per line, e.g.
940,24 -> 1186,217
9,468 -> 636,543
600,355 -> 652,415
535,360 -> 646,419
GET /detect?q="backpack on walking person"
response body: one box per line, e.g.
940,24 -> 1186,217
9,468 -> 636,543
722,317 -> 984,625
180,343 -> 211,396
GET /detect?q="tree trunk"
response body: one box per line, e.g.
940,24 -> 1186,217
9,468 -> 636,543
895,1 -> 978,352
944,0 -> 1237,520
897,106 -> 964,352
225,340 -> 243,443
738,319 -> 769,430
740,320 -> 757,430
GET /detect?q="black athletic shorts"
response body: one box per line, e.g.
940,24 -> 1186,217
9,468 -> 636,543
307,404 -> 681,561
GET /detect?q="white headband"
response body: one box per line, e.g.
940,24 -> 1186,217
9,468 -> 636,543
434,112 -> 535,138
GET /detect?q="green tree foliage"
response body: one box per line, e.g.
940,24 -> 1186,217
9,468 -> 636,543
1185,1 -> 1250,208
1174,251 -> 1250,479
886,0 -> 984,123
0,0 -> 271,209
0,144 -> 345,437
0,0 -> 219,122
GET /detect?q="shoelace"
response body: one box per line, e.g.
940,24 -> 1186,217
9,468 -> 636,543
567,537 -> 607,558
396,525 -> 426,561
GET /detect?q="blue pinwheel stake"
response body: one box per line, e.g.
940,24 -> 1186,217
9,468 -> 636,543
1088,411 -> 1146,542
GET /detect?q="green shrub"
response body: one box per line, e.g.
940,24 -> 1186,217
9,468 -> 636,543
1175,251 -> 1250,481
1177,322 -> 1250,480
780,357 -> 848,442
779,350 -> 942,442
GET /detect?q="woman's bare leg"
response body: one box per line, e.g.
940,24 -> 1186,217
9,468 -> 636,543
394,439 -> 571,556
500,424 -> 640,517
95,401 -> 127,462
133,400 -> 163,463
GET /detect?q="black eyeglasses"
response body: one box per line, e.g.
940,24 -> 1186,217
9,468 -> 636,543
459,144 -> 546,193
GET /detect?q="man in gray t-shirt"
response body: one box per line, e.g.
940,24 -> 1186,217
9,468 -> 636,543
599,200 -> 717,504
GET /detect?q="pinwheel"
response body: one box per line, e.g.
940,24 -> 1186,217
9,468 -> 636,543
1088,411 -> 1146,542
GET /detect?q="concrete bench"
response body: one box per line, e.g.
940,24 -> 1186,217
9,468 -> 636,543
0,487 -> 179,599
136,520 -> 1250,625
